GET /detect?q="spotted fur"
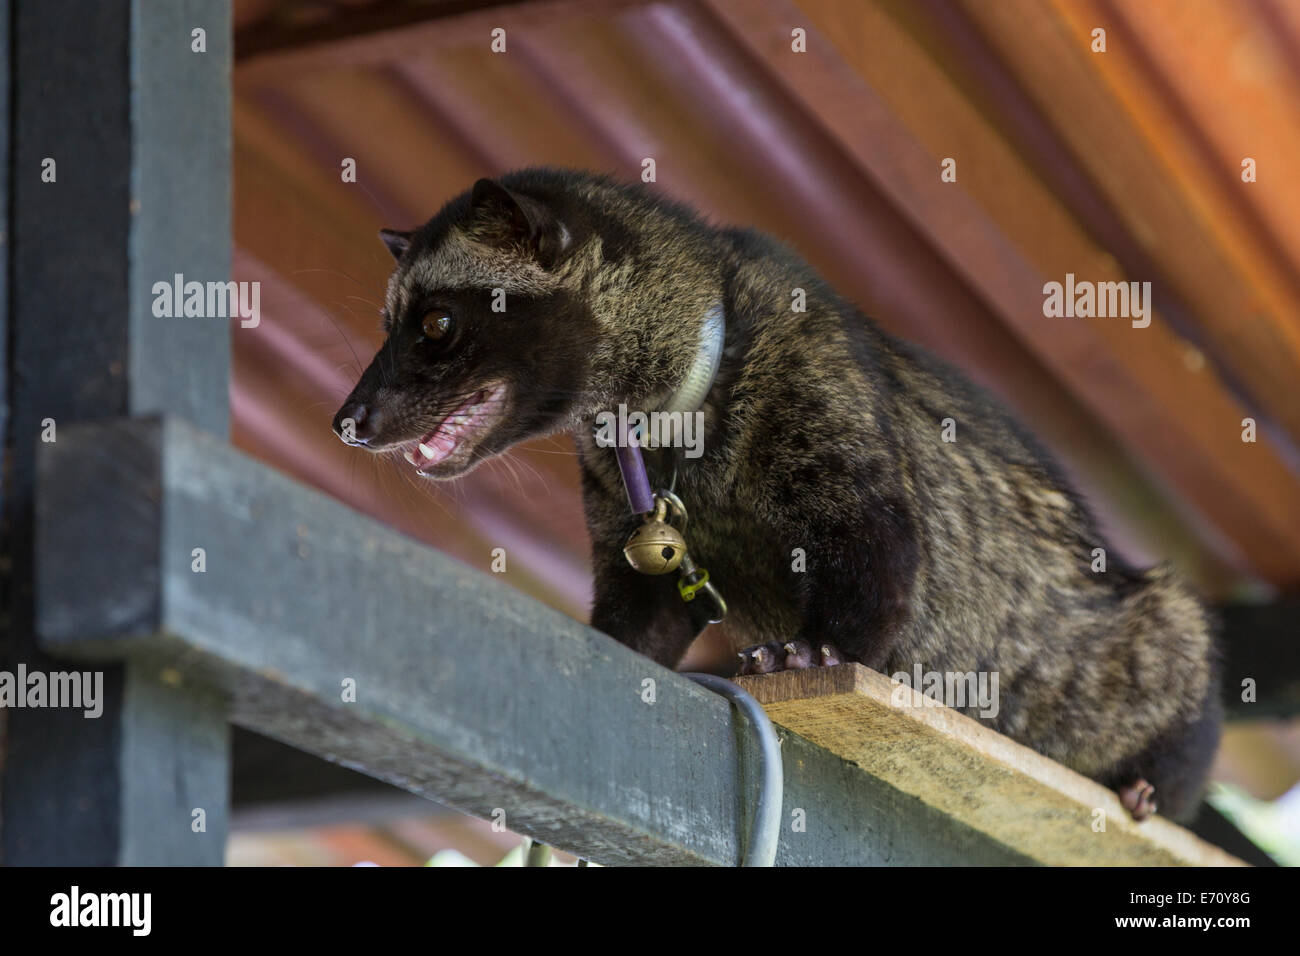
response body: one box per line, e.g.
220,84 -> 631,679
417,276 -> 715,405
339,168 -> 1221,820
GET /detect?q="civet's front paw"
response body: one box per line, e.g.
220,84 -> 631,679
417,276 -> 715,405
1118,778 -> 1158,821
738,640 -> 848,674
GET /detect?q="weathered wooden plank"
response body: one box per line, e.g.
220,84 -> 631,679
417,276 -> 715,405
36,416 -> 1032,866
0,0 -> 230,866
738,665 -> 1244,867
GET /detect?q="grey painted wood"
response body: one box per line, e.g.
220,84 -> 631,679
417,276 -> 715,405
37,417 -> 1030,866
1,0 -> 230,865
0,0 -> 9,524
130,0 -> 231,435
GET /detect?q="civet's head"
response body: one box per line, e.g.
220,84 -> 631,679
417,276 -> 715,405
333,174 -> 600,478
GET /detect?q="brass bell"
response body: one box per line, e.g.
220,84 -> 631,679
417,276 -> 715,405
623,511 -> 688,575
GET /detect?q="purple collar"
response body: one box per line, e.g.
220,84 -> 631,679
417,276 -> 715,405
615,438 -> 656,514
614,304 -> 725,514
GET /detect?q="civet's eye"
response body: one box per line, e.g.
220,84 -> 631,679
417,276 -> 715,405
422,312 -> 453,340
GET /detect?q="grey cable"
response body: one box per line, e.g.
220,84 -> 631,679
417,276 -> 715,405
521,836 -> 552,867
684,672 -> 783,867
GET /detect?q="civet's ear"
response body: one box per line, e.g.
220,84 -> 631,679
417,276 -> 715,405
378,228 -> 413,262
467,178 -> 569,268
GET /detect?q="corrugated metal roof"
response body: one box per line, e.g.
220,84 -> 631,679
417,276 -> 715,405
230,0 -> 1300,714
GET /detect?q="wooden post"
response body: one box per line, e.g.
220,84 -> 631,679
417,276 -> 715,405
0,0 -> 231,864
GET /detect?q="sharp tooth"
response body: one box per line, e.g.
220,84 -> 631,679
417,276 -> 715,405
419,443 -> 436,459
404,450 -> 417,465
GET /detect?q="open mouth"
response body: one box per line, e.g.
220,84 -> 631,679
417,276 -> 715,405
401,383 -> 507,474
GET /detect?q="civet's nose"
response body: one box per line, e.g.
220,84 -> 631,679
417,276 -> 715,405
332,402 -> 380,445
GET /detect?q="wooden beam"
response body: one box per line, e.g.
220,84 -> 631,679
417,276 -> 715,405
392,47 -> 604,172
36,416 -> 1039,866
738,665 -> 1244,867
927,0 -> 1300,458
1,0 -> 230,865
247,67 -> 484,225
1045,0 -> 1300,464
236,1 -> 528,60
1113,0 -> 1300,289
234,0 -> 646,79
